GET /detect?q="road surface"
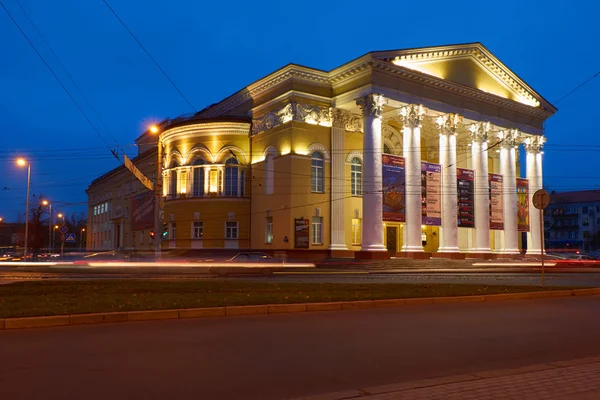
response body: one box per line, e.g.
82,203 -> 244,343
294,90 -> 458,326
2,296 -> 600,399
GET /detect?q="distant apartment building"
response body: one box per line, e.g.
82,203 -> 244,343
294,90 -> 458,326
545,191 -> 600,251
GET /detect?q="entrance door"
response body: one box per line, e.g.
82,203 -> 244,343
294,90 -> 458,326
386,226 -> 397,254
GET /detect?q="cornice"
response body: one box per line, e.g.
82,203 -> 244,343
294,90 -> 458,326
161,121 -> 250,143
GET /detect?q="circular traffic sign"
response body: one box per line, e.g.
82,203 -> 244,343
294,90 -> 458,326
533,189 -> 550,210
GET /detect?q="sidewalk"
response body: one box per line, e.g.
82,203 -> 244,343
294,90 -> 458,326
294,356 -> 600,400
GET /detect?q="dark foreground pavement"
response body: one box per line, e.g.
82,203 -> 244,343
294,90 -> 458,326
2,296 -> 600,400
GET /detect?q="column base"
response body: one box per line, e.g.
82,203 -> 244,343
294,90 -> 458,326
360,244 -> 388,252
470,247 -> 492,254
329,244 -> 349,251
496,248 -> 520,255
401,245 -> 424,252
355,251 -> 390,260
437,246 -> 461,253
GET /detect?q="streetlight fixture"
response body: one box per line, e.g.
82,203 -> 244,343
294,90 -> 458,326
16,158 -> 30,259
150,124 -> 162,260
42,200 -> 52,253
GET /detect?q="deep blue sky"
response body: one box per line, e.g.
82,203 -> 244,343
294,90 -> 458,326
1,0 -> 598,222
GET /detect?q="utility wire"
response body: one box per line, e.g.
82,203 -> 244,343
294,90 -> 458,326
0,0 -> 119,161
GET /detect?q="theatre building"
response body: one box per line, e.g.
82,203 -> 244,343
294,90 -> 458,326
87,42 -> 556,259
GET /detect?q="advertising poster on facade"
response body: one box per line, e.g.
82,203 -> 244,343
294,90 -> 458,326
517,178 -> 530,232
131,191 -> 155,231
421,162 -> 442,226
457,168 -> 475,227
294,218 -> 309,248
382,154 -> 406,222
489,174 -> 504,230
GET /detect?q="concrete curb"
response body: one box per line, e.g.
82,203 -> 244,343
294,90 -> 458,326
1,288 -> 599,331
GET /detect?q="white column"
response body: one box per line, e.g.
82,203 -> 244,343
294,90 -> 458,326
470,122 -> 491,253
437,114 -> 460,252
526,136 -> 545,254
400,104 -> 425,252
499,130 -> 519,254
356,94 -> 387,252
329,108 -> 348,251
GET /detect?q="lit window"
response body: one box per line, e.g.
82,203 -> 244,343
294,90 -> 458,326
209,169 -> 218,193
311,152 -> 324,193
352,218 -> 361,245
311,216 -> 323,245
193,159 -> 205,197
225,158 -> 239,196
351,157 -> 362,196
265,217 -> 273,244
193,221 -> 203,239
226,221 -> 238,239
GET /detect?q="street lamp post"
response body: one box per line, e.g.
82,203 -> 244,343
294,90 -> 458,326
42,200 -> 52,253
151,125 -> 162,260
17,159 -> 30,259
80,228 -> 85,251
57,213 -> 65,258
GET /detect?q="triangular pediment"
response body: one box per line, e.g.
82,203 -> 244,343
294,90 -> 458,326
372,43 -> 554,111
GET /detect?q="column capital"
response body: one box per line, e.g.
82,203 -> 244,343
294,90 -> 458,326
497,129 -> 520,148
399,104 -> 425,128
330,108 -> 363,132
524,135 -> 546,153
469,121 -> 491,142
356,94 -> 386,118
435,113 -> 461,135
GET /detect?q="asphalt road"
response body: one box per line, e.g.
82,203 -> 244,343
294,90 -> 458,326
2,296 -> 600,399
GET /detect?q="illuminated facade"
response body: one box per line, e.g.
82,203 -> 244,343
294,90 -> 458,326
87,43 -> 556,258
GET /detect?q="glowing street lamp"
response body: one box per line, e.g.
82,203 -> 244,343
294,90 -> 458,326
16,158 -> 30,259
42,200 -> 52,253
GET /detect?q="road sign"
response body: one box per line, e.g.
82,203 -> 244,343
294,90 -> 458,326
65,233 -> 76,243
533,189 -> 550,210
59,225 -> 68,234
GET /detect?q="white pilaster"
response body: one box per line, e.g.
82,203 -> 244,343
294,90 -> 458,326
400,104 -> 425,252
526,136 -> 545,255
329,108 -> 348,251
436,114 -> 460,253
470,122 -> 491,253
499,130 -> 519,254
356,94 -> 387,252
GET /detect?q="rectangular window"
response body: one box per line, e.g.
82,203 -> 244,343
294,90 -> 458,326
240,170 -> 246,196
225,168 -> 238,196
583,218 -> 589,226
352,218 -> 361,244
226,222 -> 238,239
311,216 -> 323,245
193,221 -> 203,239
583,207 -> 588,214
265,217 -> 273,244
170,223 -> 177,239
140,231 -> 144,244
584,231 -> 592,239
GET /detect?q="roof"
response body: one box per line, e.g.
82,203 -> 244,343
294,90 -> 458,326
549,190 -> 600,205
87,147 -> 157,190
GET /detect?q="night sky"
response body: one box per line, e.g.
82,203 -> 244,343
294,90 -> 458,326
1,0 -> 598,222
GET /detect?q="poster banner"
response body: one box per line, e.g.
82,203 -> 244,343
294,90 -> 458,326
131,191 -> 155,231
382,154 -> 406,222
489,174 -> 504,230
517,178 -> 530,232
421,162 -> 442,226
457,168 -> 475,228
294,218 -> 309,249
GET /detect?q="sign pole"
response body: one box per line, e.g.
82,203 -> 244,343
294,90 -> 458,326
540,207 -> 545,288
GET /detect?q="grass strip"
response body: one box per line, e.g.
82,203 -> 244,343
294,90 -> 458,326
0,280 -> 576,318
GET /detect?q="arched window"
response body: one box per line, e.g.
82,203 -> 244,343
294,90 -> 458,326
192,159 -> 205,197
225,157 -> 239,196
383,143 -> 392,154
351,157 -> 362,196
265,154 -> 274,195
311,151 -> 324,193
169,161 -> 178,198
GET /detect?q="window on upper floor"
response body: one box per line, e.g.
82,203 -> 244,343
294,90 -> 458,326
225,158 -> 239,196
192,159 -> 205,197
311,152 -> 324,193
